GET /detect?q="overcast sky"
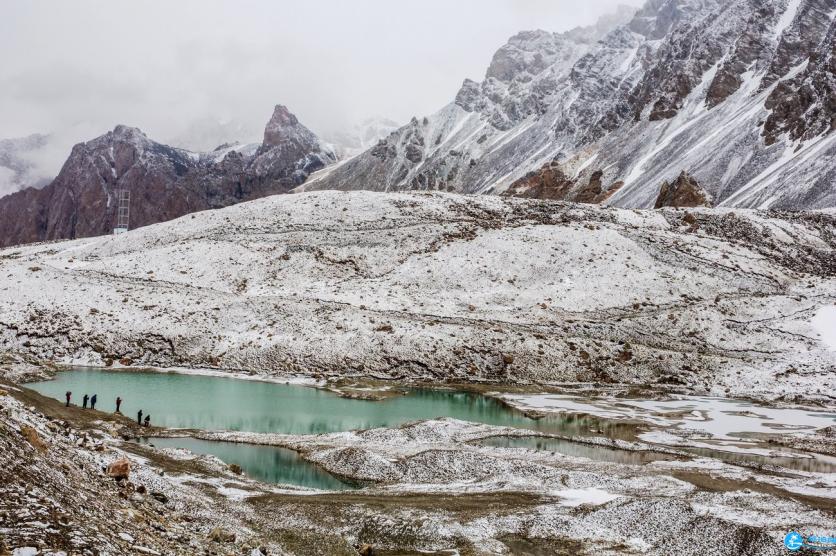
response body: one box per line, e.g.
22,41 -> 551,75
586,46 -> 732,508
0,0 -> 641,176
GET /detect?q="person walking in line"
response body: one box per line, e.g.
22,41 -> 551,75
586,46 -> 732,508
137,409 -> 143,425
115,396 -> 122,413
65,391 -> 71,407
143,414 -> 151,427
90,394 -> 97,410
82,394 -> 89,409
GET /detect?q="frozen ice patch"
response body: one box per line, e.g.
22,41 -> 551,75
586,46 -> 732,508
503,392 -> 836,444
622,398 -> 836,440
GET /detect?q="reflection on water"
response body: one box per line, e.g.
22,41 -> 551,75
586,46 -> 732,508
478,435 -> 677,465
678,445 -> 836,474
27,369 -> 634,438
140,436 -> 354,490
479,436 -> 836,474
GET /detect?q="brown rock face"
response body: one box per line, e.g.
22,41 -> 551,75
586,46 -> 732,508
262,105 -> 300,146
574,171 -> 624,204
106,458 -> 131,480
0,107 -> 335,248
654,171 -> 712,209
503,162 -> 575,200
504,162 -> 622,204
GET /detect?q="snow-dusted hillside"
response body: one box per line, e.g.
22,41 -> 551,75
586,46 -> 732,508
1,191 -> 834,402
306,0 -> 836,210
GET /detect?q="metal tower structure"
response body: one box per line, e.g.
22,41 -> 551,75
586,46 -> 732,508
113,188 -> 130,234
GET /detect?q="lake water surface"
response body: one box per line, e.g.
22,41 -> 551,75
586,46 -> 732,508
140,436 -> 355,490
28,368 -> 836,480
28,368 -> 627,437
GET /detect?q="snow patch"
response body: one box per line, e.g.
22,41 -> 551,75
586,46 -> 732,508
773,0 -> 803,40
552,487 -> 619,507
811,305 -> 836,351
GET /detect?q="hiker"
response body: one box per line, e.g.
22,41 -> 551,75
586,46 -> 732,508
90,394 -> 97,410
65,391 -> 71,407
115,396 -> 122,413
82,394 -> 89,409
143,414 -> 150,427
137,409 -> 143,425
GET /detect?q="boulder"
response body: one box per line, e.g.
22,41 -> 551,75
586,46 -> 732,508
20,425 -> 48,453
107,458 -> 131,480
654,171 -> 712,209
208,527 -> 236,543
150,491 -> 168,504
356,543 -> 374,556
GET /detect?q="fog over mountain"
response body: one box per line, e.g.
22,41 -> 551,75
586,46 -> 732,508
0,0 -> 641,194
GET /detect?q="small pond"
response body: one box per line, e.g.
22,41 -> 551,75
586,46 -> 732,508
139,436 -> 354,490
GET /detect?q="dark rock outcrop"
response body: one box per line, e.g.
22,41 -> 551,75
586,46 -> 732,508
504,162 -> 622,204
763,20 -> 836,145
654,171 -> 712,209
0,106 -> 334,248
503,162 -> 575,200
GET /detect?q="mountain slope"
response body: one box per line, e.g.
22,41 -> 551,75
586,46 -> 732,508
0,105 -> 335,248
305,0 -> 836,210
1,190 -> 834,403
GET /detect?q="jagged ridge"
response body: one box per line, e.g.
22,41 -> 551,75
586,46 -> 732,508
306,0 -> 836,210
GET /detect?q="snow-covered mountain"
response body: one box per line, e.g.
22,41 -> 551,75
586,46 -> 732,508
305,0 -> 836,210
0,105 -> 336,248
323,117 -> 402,160
0,134 -> 53,197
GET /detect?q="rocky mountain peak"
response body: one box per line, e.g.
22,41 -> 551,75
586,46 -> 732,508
263,104 -> 302,146
485,30 -> 560,83
0,103 -> 337,247
251,105 -> 335,181
111,124 -> 147,140
629,0 -> 721,39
